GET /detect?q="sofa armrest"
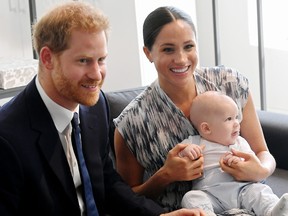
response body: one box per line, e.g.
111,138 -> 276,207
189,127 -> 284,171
257,110 -> 288,170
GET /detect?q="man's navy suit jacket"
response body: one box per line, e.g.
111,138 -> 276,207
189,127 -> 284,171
0,77 -> 164,216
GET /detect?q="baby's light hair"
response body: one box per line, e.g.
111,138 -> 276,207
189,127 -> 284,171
190,91 -> 237,131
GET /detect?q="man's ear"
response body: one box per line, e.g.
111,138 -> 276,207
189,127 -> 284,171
200,122 -> 211,135
143,46 -> 153,63
39,46 -> 54,70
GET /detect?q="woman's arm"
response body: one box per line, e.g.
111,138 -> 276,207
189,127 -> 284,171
114,128 -> 203,199
220,92 -> 276,181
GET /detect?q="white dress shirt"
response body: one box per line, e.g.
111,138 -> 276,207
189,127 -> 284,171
35,76 -> 85,215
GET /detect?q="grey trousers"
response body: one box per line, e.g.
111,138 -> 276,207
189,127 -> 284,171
181,181 -> 279,215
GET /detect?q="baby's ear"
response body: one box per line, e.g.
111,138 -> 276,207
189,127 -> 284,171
200,122 -> 211,135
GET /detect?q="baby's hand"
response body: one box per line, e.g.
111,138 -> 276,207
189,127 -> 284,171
178,144 -> 204,160
222,151 -> 243,166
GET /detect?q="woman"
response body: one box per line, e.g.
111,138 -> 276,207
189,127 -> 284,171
114,6 -> 276,211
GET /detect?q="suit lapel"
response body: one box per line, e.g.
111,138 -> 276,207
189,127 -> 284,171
79,105 -> 103,183
79,106 -> 98,147
25,79 -> 78,205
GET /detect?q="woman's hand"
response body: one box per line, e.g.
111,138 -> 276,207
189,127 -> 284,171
236,92 -> 276,181
161,143 -> 204,183
161,208 -> 206,216
220,149 -> 272,182
115,129 -> 204,198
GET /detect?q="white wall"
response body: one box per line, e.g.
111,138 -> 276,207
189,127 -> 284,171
0,0 -> 33,59
96,0 -> 142,91
196,0 -> 288,114
195,0 -> 261,109
3,0 -> 288,113
218,0 -> 260,109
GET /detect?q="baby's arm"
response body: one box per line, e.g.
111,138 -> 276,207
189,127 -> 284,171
178,144 -> 203,160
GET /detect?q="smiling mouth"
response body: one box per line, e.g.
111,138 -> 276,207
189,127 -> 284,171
82,84 -> 98,89
171,66 -> 190,73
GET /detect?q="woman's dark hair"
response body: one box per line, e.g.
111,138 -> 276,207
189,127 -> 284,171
143,6 -> 196,51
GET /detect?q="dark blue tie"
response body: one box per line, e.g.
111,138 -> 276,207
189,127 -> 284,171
71,112 -> 99,216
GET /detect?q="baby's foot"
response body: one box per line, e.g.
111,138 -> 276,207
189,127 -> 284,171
271,193 -> 288,216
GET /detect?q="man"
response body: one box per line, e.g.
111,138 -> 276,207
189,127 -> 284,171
0,2 -> 204,216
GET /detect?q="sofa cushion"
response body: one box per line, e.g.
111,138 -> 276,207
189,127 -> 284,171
266,168 -> 288,197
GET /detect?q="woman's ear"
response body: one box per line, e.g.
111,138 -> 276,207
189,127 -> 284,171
143,46 -> 153,63
39,46 -> 54,70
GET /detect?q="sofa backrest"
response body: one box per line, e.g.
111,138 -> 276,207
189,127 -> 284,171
105,86 -> 146,157
257,110 -> 288,170
105,87 -> 288,170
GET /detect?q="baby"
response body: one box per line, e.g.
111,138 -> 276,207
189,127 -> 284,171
179,91 -> 288,216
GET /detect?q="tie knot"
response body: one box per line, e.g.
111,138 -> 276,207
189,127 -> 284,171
71,112 -> 79,129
